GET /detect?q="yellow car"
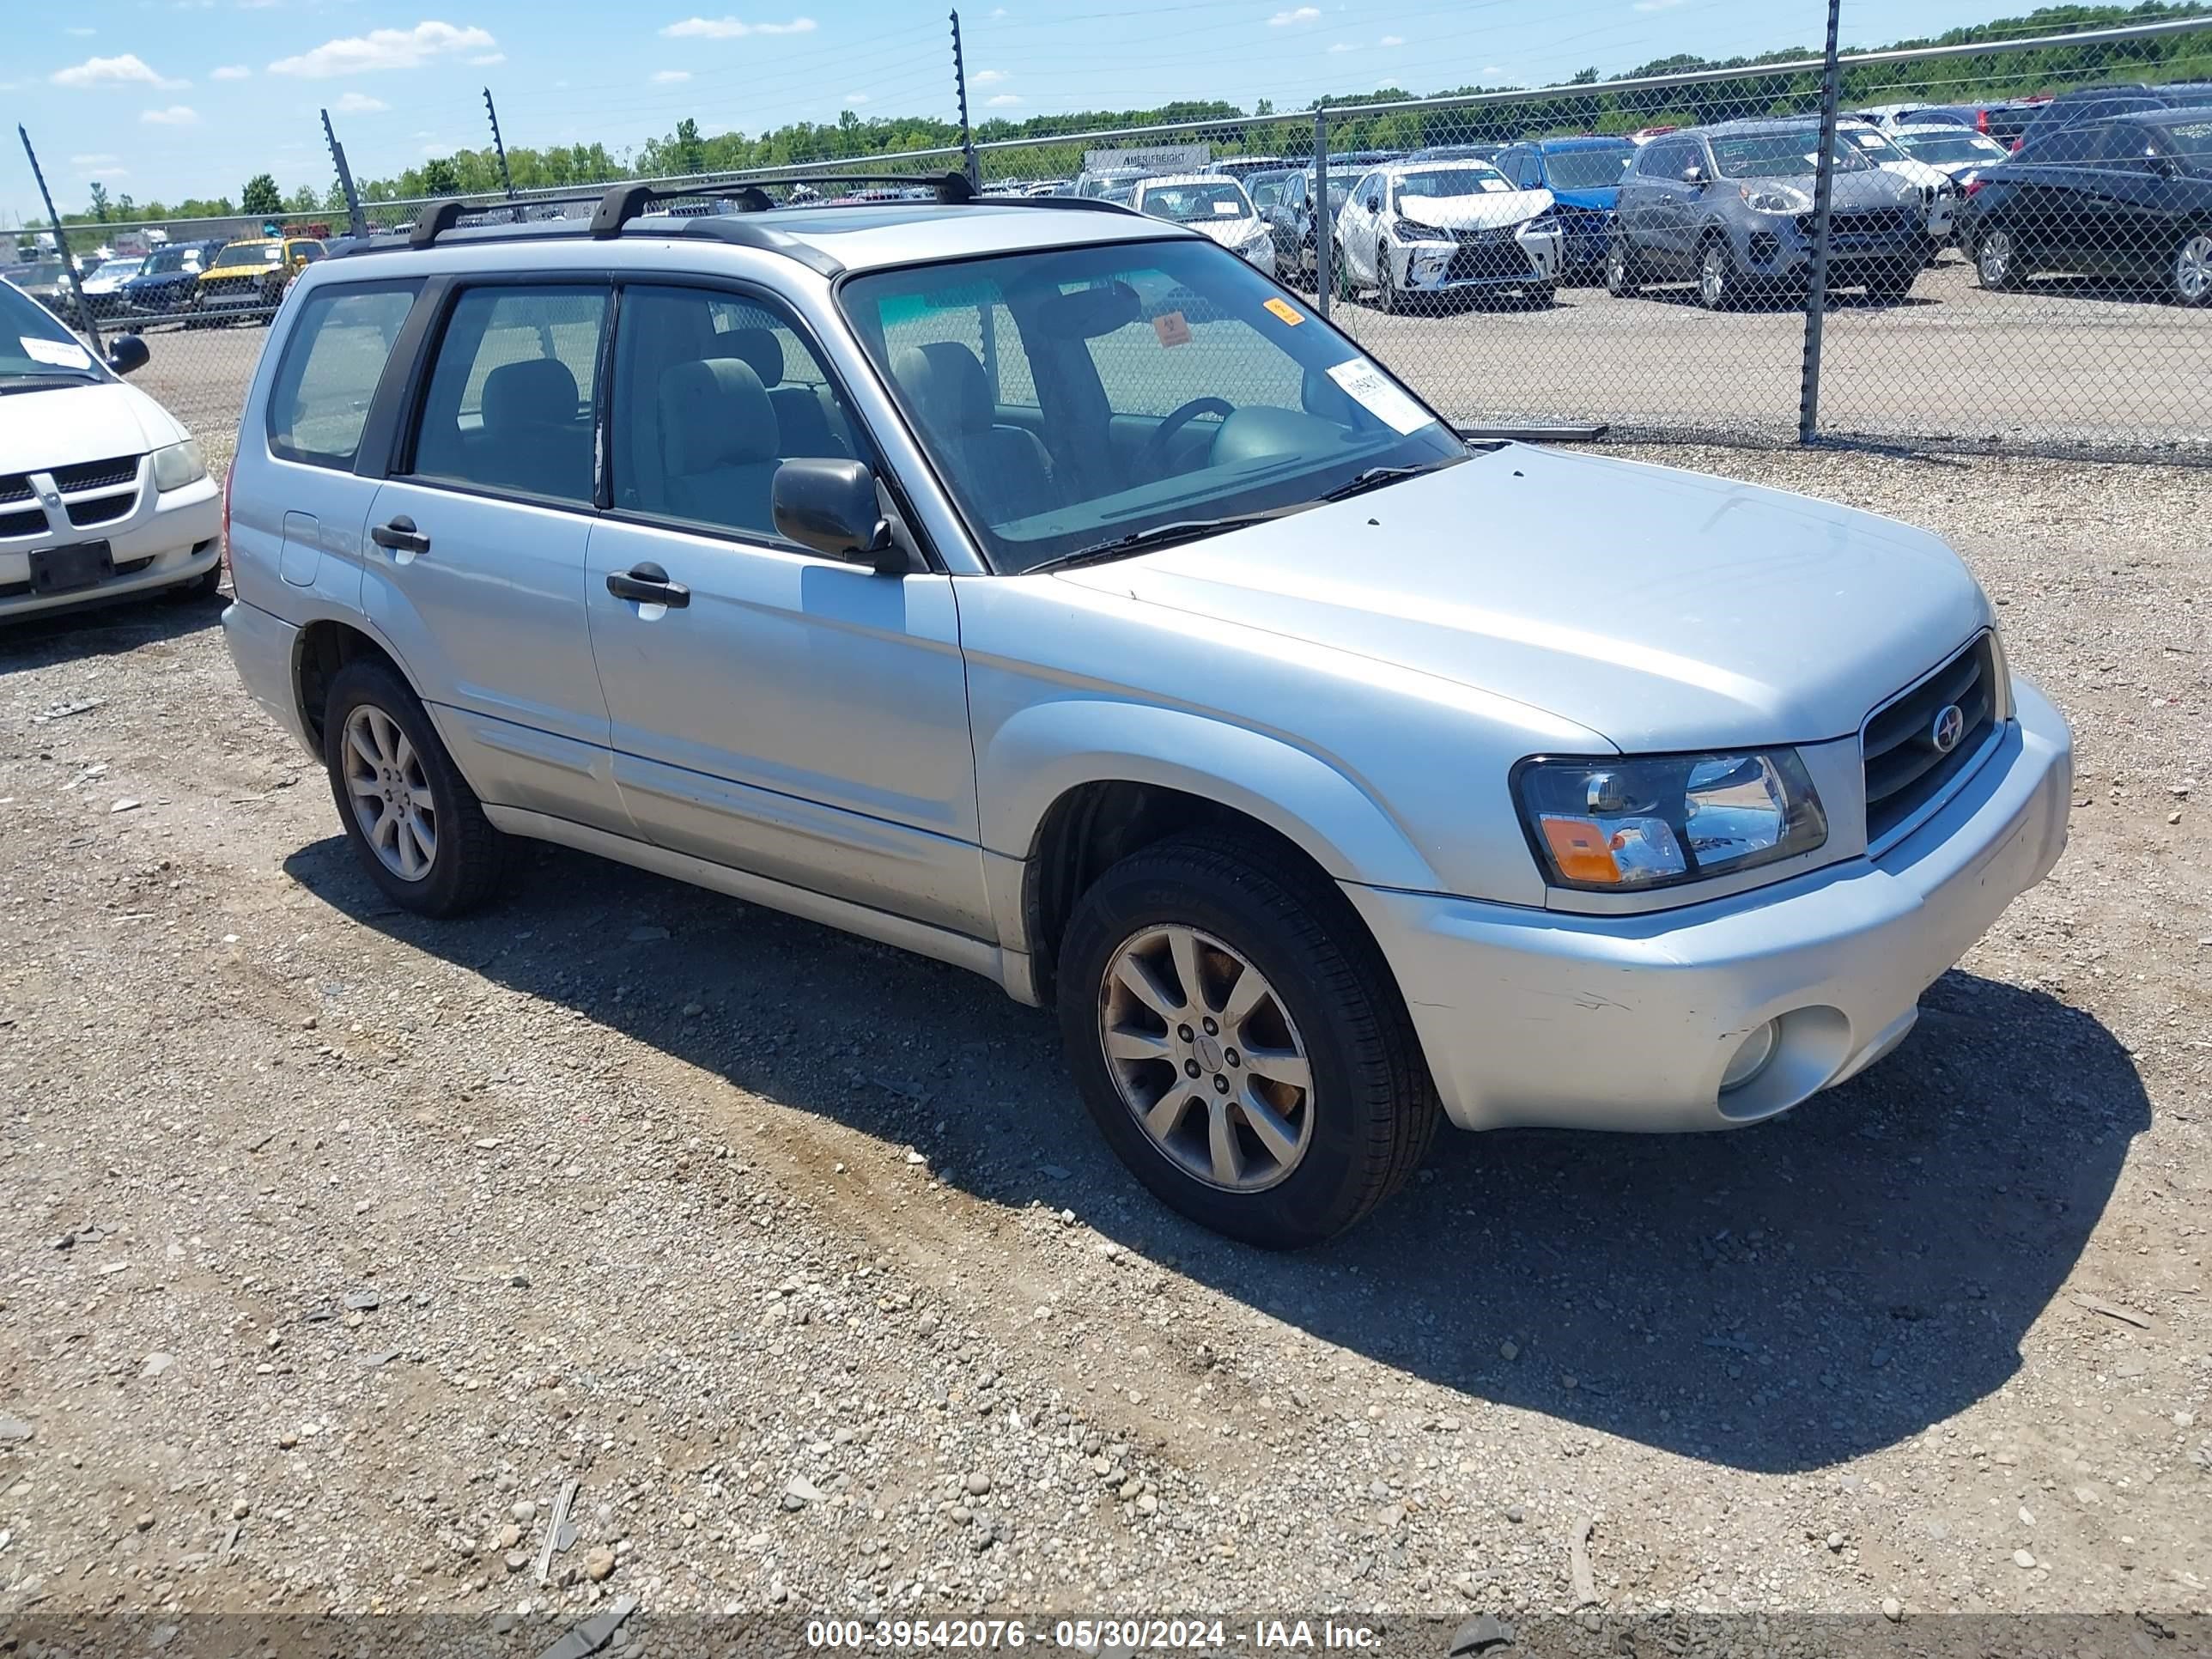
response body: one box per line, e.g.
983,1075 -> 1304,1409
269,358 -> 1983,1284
190,236 -> 325,326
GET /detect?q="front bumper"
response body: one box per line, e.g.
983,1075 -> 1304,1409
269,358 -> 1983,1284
0,471 -> 221,621
1396,227 -> 1563,292
1347,676 -> 2072,1133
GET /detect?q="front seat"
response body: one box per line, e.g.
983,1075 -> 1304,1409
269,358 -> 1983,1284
714,326 -> 852,460
890,342 -> 1056,526
655,357 -> 781,534
477,357 -> 591,500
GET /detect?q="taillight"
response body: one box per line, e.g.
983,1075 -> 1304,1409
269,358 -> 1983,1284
220,458 -> 235,582
1977,110 -> 1990,132
1964,178 -> 1986,198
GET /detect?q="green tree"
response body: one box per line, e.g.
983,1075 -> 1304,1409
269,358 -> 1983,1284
88,182 -> 112,223
286,185 -> 319,215
240,173 -> 283,216
115,192 -> 136,218
419,156 -> 460,196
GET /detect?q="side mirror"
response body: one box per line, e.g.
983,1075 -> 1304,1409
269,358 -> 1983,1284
1681,164 -> 1706,187
2147,153 -> 2176,177
106,333 -> 149,377
772,458 -> 905,574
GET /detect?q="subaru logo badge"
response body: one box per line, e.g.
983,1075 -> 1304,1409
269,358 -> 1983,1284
1929,703 -> 1965,755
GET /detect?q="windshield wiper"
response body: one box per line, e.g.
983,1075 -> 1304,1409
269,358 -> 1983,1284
1026,513 -> 1284,574
1315,462 -> 1448,504
0,372 -> 96,393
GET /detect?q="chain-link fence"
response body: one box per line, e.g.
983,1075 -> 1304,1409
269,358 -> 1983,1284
14,14 -> 2208,465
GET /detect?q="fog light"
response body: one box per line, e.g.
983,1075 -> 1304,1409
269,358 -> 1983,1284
1721,1020 -> 1779,1091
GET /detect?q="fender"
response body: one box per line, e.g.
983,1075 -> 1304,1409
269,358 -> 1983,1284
979,696 -> 1446,895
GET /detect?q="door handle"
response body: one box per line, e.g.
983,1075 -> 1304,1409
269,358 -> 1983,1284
606,562 -> 690,609
370,515 -> 430,556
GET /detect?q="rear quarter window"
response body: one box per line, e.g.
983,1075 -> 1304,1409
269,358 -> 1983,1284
264,281 -> 422,469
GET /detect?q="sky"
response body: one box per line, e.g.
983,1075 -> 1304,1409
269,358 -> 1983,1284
6,0 -> 2052,222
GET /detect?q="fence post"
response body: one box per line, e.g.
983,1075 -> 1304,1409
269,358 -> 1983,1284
16,125 -> 104,359
322,108 -> 368,239
1797,0 -> 1844,444
1312,106 -> 1332,320
950,9 -> 981,192
483,87 -> 520,218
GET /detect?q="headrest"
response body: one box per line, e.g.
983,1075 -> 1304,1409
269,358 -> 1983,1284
714,325 -> 785,388
891,341 -> 991,437
656,357 -> 778,476
482,357 -> 580,431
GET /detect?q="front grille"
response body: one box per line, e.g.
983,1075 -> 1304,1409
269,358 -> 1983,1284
1863,635 -> 1999,846
67,492 -> 135,528
0,473 -> 31,505
0,507 -> 45,538
1447,240 -> 1538,281
52,455 -> 141,493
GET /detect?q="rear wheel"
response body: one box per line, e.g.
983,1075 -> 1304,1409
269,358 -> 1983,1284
1975,226 -> 2022,290
2171,231 -> 2212,307
1604,237 -> 1641,297
1056,830 -> 1439,1249
322,658 -> 506,917
1697,237 -> 1735,310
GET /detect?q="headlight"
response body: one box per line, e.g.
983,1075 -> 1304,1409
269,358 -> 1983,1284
1393,217 -> 1455,246
1239,227 -> 1273,252
1521,213 -> 1561,237
1515,750 -> 1828,891
1740,183 -> 1813,215
151,438 -> 206,492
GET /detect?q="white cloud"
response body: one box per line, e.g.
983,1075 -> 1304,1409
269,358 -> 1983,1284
470,52 -> 504,64
268,21 -> 498,78
141,105 -> 201,125
210,64 -> 251,79
1378,33 -> 1403,46
972,68 -> 1009,84
1327,40 -> 1354,52
51,53 -> 189,90
332,91 -> 388,112
986,93 -> 1021,106
651,69 -> 692,82
990,6 -> 1006,15
659,15 -> 817,37
842,91 -> 869,104
1267,6 -> 1320,23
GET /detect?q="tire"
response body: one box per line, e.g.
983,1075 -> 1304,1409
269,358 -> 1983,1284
321,657 -> 506,917
1867,261 -> 1917,304
1524,281 -> 1557,309
1604,237 -> 1640,297
1697,236 -> 1735,310
1376,255 -> 1400,313
1055,830 -> 1440,1249
167,562 -> 222,603
1975,226 -> 2022,291
2171,230 -> 2212,307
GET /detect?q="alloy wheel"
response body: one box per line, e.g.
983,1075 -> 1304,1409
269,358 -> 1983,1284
1978,228 -> 2015,289
1699,242 -> 1729,308
342,703 -> 438,882
2175,234 -> 2212,306
1097,924 -> 1314,1194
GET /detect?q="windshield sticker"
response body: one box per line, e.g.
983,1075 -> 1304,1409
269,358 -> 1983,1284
1152,310 -> 1192,348
1211,201 -> 1240,216
21,337 -> 94,369
1262,296 -> 1304,325
1480,176 -> 1509,191
1327,359 -> 1430,435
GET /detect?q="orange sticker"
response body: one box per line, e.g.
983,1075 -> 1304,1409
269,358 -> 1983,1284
1263,296 -> 1304,325
1152,310 -> 1192,348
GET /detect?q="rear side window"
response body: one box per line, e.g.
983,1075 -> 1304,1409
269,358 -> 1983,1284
410,285 -> 610,506
264,280 -> 421,470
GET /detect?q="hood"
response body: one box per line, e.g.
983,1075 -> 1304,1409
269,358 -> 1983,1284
1053,444 -> 1990,750
0,380 -> 183,470
1400,186 -> 1554,233
1723,167 -> 1915,208
1870,154 -> 1949,190
1547,185 -> 1620,212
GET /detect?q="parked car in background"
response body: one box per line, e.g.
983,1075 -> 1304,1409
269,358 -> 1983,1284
122,239 -> 226,316
1268,167 -> 1363,284
1239,167 -> 1296,216
0,276 -> 220,617
9,259 -> 76,321
1334,157 -> 1561,309
1607,120 -> 1930,307
1129,174 -> 1276,274
1905,100 -> 2044,149
1406,143 -> 1504,163
1838,120 -> 1959,246
1213,156 -> 1289,181
2012,82 -> 2212,154
74,256 -> 151,322
1886,122 -> 2013,188
192,235 -> 325,325
1493,135 -> 1635,276
1959,106 -> 2212,304
1068,167 -> 1153,201
216,183 -> 2072,1247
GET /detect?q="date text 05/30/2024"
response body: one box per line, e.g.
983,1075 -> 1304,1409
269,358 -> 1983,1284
804,1619 -> 1383,1650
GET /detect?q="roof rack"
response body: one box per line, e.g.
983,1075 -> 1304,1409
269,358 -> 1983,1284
591,170 -> 980,234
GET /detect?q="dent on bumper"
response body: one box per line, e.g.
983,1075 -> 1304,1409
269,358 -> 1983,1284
1348,678 -> 2073,1134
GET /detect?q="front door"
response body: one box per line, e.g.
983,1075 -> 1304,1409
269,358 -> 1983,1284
582,282 -> 989,939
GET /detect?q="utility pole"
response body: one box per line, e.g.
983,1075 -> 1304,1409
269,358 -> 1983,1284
16,126 -> 103,358
1797,0 -> 1844,444
1312,106 -> 1332,319
483,86 -> 519,213
322,107 -> 368,239
950,9 -> 981,192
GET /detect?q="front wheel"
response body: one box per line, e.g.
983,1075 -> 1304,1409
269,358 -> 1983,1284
1975,226 -> 2022,291
322,658 -> 506,916
1056,831 -> 1440,1249
1697,238 -> 1735,310
1376,253 -> 1401,313
2171,231 -> 2212,307
1604,238 -> 1640,297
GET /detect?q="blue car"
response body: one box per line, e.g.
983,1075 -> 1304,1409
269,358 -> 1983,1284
119,240 -> 226,317
1494,137 -> 1636,277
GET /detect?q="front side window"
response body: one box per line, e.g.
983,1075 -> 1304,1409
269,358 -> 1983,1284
842,238 -> 1467,574
410,284 -> 608,505
266,280 -> 421,468
2164,119 -> 2212,161
610,283 -> 866,541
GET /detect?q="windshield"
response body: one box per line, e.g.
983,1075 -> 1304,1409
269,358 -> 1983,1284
1542,146 -> 1634,189
1139,180 -> 1255,222
841,238 -> 1464,575
11,261 -> 66,289
1,280 -> 101,384
212,242 -> 280,269
1711,131 -> 1874,178
143,246 -> 200,274
1839,128 -> 1905,160
1892,130 -> 2005,163
94,258 -> 146,281
1395,167 -> 1512,201
2165,119 -> 2212,160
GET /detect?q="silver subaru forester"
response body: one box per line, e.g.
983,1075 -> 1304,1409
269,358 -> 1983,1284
220,178 -> 2071,1248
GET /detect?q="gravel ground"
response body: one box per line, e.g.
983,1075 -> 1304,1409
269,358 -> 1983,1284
0,445 -> 2206,1653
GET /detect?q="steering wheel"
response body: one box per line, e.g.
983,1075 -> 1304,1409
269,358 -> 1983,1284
1134,397 -> 1236,478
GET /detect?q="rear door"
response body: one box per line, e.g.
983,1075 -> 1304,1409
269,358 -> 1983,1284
2082,120 -> 2190,275
363,279 -> 629,834
2005,124 -> 2102,265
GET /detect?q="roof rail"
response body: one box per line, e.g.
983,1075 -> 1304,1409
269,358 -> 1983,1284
592,170 -> 979,236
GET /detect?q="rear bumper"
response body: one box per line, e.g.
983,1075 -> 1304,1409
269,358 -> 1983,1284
1348,676 -> 2072,1133
222,597 -> 314,757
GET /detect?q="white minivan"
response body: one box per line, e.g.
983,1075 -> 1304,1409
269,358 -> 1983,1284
1,276 -> 221,620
